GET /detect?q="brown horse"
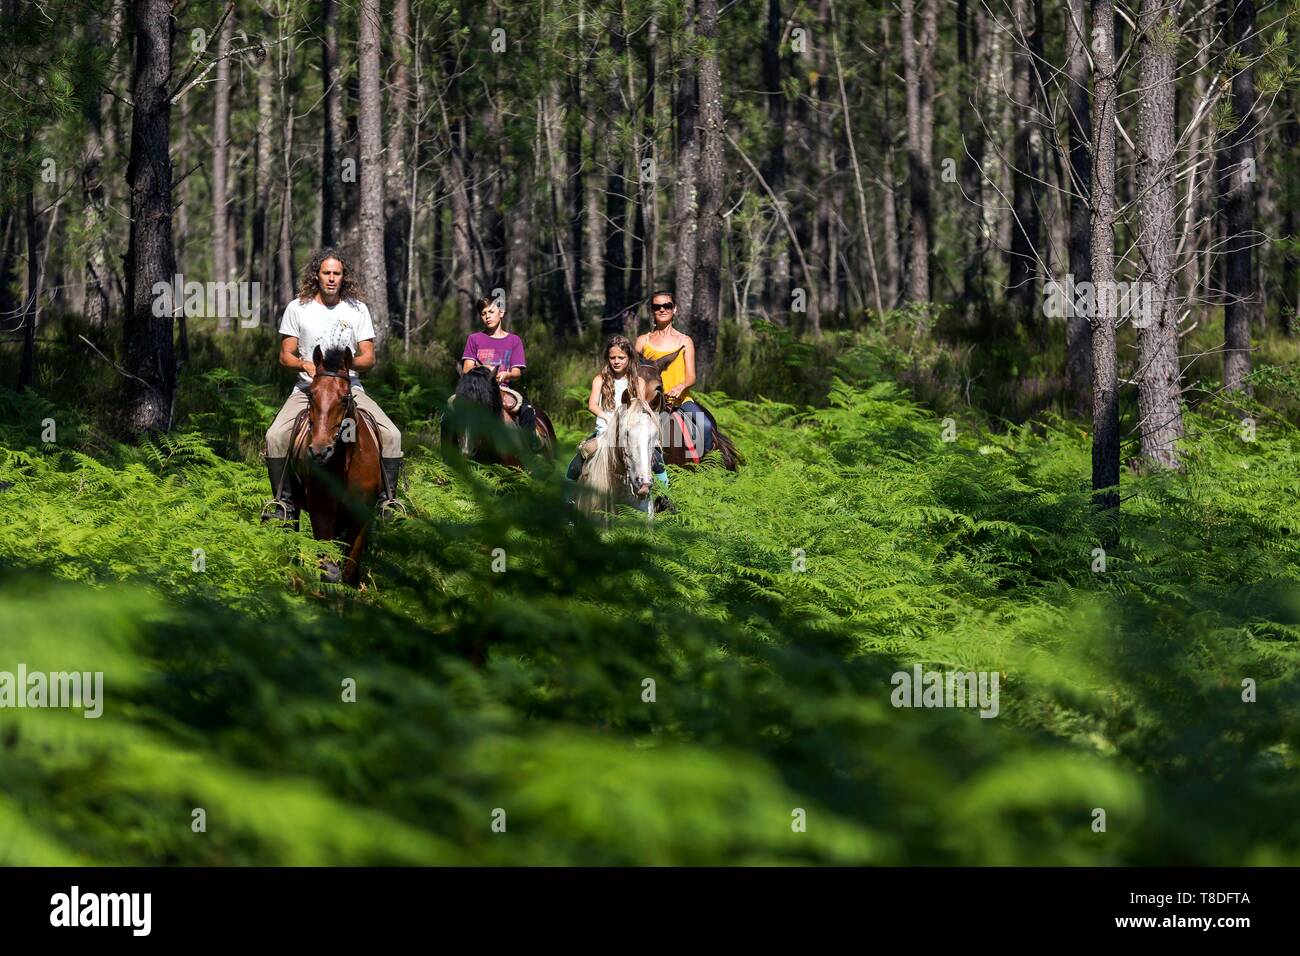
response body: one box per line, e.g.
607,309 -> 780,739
637,347 -> 742,470
292,345 -> 383,585
442,363 -> 557,467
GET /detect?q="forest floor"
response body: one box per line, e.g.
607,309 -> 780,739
2,323 -> 1300,864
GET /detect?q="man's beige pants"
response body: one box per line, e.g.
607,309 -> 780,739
264,387 -> 403,458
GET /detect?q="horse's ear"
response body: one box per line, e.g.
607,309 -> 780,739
621,386 -> 632,406
653,346 -> 684,372
342,347 -> 353,371
312,345 -> 324,369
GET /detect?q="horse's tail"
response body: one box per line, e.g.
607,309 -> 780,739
696,401 -> 742,471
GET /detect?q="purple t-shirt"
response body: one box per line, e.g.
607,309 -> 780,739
462,332 -> 526,370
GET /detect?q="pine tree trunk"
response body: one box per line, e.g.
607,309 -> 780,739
276,22 -> 296,306
384,0 -> 412,337
123,0 -> 177,433
764,0 -> 790,320
253,20 -> 274,310
1090,0 -> 1120,518
674,0 -> 699,324
901,0 -> 936,304
357,0 -> 387,344
212,14 -> 233,330
1135,0 -> 1185,468
1008,0 -> 1041,332
690,0 -> 723,370
1221,0 -> 1256,392
18,185 -> 37,390
880,11 -> 900,310
320,0 -> 343,247
1065,0 -> 1093,414
629,12 -> 657,314
602,9 -> 629,335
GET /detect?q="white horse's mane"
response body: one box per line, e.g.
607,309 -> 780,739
577,397 -> 658,517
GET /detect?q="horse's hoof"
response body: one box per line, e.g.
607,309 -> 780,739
654,496 -> 677,515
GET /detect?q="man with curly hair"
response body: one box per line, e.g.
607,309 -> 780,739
261,248 -> 405,521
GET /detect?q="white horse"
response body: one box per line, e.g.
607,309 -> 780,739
575,393 -> 662,525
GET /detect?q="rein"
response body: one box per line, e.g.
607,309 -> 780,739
313,371 -> 358,448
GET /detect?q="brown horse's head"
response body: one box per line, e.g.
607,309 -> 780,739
306,345 -> 355,463
637,346 -> 684,411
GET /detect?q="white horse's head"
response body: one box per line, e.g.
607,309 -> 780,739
578,393 -> 661,519
615,394 -> 660,500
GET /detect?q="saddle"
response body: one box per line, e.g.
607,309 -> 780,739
283,406 -> 389,497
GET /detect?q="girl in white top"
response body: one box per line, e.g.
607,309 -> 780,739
566,335 -> 667,488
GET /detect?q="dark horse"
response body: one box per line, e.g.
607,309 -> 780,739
638,347 -> 742,470
291,345 -> 384,586
441,364 -> 557,465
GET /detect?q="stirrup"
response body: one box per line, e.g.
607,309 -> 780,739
378,497 -> 408,520
261,498 -> 297,523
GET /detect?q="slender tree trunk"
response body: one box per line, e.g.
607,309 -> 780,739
690,0 -> 723,370
901,0 -> 936,304
602,8 -> 629,334
276,15 -> 296,305
18,185 -> 37,390
1221,0 -> 1256,392
357,0 -> 387,344
580,88 -> 602,315
385,0 -> 412,337
1135,0 -> 1185,468
830,0 -> 882,319
1090,0 -> 1120,519
321,0 -> 343,246
629,12 -> 657,314
1065,0 -> 1093,414
674,0 -> 699,322
880,12 -> 900,309
1009,0 -> 1042,332
123,0 -> 177,433
212,14 -> 233,330
252,19 -> 275,312
447,117 -> 474,332
764,0 -> 790,320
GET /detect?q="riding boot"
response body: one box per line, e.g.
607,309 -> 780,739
378,457 -> 408,519
260,457 -> 298,523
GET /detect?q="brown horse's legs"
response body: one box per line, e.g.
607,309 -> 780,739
342,522 -> 369,586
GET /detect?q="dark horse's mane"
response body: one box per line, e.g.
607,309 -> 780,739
453,364 -> 503,415
318,347 -> 352,373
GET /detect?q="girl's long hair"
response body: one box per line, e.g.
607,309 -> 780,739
599,335 -> 640,412
298,247 -> 365,304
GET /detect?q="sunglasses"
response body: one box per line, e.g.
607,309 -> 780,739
651,302 -> 674,311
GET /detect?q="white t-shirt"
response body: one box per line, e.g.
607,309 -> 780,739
594,376 -> 629,435
278,297 -> 375,389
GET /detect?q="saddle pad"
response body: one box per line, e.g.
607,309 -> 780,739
660,407 -> 704,460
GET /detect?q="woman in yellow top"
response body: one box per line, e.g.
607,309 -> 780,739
635,291 -> 713,453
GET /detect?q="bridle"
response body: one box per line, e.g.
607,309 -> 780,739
310,369 -> 358,451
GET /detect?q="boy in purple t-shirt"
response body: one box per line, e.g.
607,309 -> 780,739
460,295 -> 536,432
